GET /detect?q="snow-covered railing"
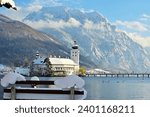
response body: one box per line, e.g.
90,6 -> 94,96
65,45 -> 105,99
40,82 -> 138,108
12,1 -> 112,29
0,73 -> 87,100
0,72 -> 26,100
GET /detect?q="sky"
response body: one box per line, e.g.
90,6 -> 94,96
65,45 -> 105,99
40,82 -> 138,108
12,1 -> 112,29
1,0 -> 150,47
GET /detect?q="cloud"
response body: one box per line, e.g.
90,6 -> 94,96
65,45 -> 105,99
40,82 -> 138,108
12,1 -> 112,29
25,18 -> 81,29
83,19 -> 110,30
27,4 -> 42,12
1,0 -> 83,21
115,20 -> 148,32
115,29 -> 150,47
83,20 -> 94,29
68,18 -> 81,27
142,14 -> 150,19
0,0 -> 62,21
1,6 -> 27,21
140,14 -> 150,21
23,0 -> 62,16
127,33 -> 150,47
31,0 -> 62,7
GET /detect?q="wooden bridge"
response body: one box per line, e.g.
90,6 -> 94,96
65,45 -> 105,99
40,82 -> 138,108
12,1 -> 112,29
86,73 -> 150,78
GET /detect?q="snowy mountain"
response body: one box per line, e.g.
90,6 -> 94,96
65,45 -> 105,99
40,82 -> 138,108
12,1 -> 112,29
0,15 -> 63,65
145,47 -> 150,59
23,6 -> 150,72
0,15 -> 95,67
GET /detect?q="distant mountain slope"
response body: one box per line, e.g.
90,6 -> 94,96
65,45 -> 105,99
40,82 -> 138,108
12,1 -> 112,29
0,15 -> 95,67
24,6 -> 150,72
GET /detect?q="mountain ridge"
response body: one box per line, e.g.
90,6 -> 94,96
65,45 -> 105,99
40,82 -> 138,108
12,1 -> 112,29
24,6 -> 150,72
0,14 -> 96,67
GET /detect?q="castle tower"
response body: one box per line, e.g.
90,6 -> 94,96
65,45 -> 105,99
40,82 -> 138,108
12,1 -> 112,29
71,41 -> 79,65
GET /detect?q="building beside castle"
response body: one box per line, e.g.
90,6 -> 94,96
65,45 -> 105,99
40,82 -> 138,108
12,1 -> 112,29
30,41 -> 80,76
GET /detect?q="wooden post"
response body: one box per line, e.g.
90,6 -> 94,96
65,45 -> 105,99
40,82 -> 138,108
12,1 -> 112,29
70,85 -> 75,100
11,85 -> 16,100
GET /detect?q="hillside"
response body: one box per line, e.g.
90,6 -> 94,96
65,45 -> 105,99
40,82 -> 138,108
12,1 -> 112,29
0,15 -> 95,67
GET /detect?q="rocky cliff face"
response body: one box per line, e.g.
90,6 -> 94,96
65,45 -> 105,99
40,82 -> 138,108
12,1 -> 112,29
24,6 -> 150,72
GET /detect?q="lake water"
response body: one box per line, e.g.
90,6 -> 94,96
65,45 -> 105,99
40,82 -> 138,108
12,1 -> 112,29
1,76 -> 150,100
84,76 -> 150,100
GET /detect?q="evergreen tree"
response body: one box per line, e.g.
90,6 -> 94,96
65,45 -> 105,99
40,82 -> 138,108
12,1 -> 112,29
44,58 -> 53,76
23,57 -> 30,67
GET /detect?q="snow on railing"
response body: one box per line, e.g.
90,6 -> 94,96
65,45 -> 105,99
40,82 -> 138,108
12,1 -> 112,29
0,73 -> 87,100
1,72 -> 26,87
55,75 -> 85,88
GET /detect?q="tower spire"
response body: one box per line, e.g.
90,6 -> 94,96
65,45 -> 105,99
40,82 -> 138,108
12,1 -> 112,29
72,41 -> 78,49
71,41 -> 79,65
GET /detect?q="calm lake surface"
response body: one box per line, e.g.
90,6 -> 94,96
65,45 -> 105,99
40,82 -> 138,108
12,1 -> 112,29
1,76 -> 150,100
84,76 -> 150,100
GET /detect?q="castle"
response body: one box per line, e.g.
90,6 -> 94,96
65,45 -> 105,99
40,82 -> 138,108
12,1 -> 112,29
30,41 -> 80,76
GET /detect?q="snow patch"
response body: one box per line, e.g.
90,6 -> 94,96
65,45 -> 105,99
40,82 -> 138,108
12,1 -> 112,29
55,75 -> 85,88
1,72 -> 26,87
31,76 -> 39,81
